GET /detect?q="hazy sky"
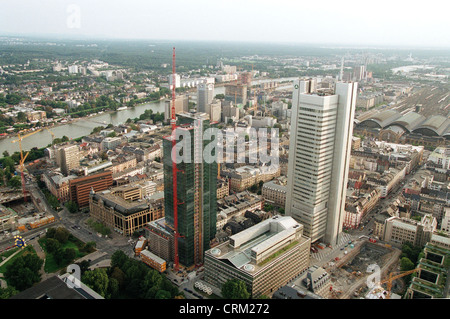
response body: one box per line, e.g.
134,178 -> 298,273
1,0 -> 449,48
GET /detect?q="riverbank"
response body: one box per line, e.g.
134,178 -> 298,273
0,97 -> 167,142
0,98 -> 168,155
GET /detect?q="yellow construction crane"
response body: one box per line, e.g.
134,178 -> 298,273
11,129 -> 42,201
380,268 -> 420,299
10,127 -> 55,201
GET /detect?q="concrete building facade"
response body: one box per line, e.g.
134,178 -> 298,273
285,79 -> 357,245
204,215 -> 311,298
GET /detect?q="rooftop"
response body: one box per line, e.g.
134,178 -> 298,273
206,215 -> 307,275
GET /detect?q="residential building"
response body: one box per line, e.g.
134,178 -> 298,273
262,179 -> 287,208
145,217 -> 175,263
343,187 -> 380,229
41,172 -> 77,202
101,137 -> 123,151
428,147 -> 450,170
56,144 -> 81,176
216,191 -> 264,231
381,214 -> 450,248
285,79 -> 358,245
217,177 -> 230,200
223,165 -> 280,193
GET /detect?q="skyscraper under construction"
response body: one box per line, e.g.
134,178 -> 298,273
163,112 -> 218,268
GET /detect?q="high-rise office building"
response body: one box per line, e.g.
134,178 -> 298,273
285,79 -> 357,245
164,95 -> 189,121
56,144 -> 80,176
197,83 -> 214,114
163,112 -> 218,267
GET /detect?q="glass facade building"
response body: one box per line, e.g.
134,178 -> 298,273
163,112 -> 218,267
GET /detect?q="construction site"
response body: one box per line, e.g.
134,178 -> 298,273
325,239 -> 402,299
1,128 -> 57,242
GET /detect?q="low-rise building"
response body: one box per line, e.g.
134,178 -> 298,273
381,214 -> 450,248
216,191 -> 264,231
223,165 -> 280,192
140,249 -> 167,273
204,215 -> 311,298
41,172 -> 77,202
217,177 -> 229,200
261,179 -> 287,208
343,187 -> 380,229
89,187 -> 164,236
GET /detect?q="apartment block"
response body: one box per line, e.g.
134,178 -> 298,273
56,144 -> 81,176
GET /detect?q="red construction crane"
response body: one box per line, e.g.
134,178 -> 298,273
171,47 -> 180,272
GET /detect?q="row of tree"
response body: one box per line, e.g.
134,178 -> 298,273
79,250 -> 183,299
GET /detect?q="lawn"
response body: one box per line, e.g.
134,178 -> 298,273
38,237 -> 88,274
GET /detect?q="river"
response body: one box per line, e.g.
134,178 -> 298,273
1,77 -> 295,154
1,100 -> 166,154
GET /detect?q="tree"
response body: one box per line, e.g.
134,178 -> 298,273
16,112 -> 27,122
221,279 -> 250,299
63,248 -> 77,264
1,157 -> 15,172
108,278 -> 120,299
82,268 -> 110,298
110,250 -> 129,270
45,238 -> 61,254
155,290 -> 171,299
7,176 -> 21,189
110,267 -> 126,289
82,241 -> 96,253
54,227 -> 70,244
4,251 -> 43,291
2,150 -> 9,157
76,260 -> 91,276
0,287 -> 18,299
65,200 -> 78,214
400,257 -> 415,272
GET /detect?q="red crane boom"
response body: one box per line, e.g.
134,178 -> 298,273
171,47 -> 180,272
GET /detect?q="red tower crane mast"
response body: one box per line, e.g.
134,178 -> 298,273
171,47 -> 180,272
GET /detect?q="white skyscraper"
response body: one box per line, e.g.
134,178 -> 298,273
197,83 -> 214,114
285,79 -> 357,245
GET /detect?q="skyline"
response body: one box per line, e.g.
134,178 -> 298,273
1,0 -> 450,49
